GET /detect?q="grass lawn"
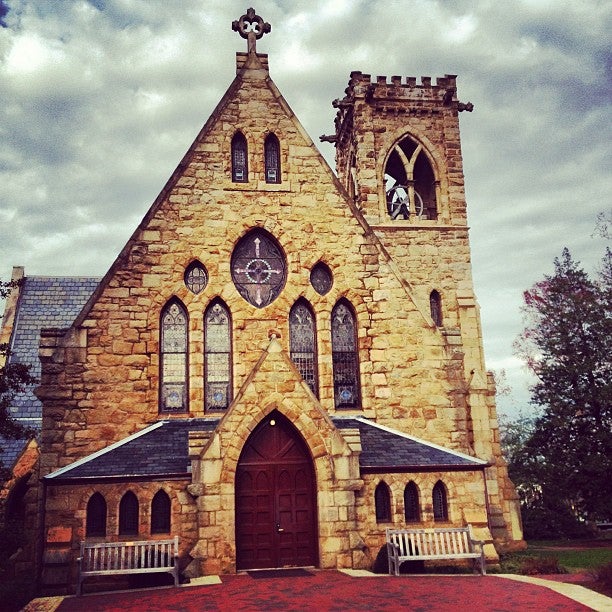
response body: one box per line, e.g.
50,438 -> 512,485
527,542 -> 612,570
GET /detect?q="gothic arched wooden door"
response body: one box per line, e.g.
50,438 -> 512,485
235,411 -> 319,570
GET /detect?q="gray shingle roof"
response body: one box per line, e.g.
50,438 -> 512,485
45,416 -> 485,483
1,275 -> 99,469
332,416 -> 487,471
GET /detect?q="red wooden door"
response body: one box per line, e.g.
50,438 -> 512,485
235,412 -> 318,570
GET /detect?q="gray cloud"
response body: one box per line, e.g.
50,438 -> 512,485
1,0 -> 610,417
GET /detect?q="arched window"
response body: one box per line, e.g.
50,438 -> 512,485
289,299 -> 318,397
160,300 -> 188,413
151,490 -> 171,534
430,290 -> 442,326
384,135 -> 437,220
264,133 -> 281,183
331,299 -> 360,409
232,132 -> 248,182
433,481 -> 449,522
119,491 -> 139,536
86,492 -> 107,537
204,299 -> 232,411
404,482 -> 420,522
375,481 -> 391,523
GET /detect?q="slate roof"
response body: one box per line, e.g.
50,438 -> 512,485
332,416 -> 488,471
44,416 -> 485,483
45,419 -> 220,482
1,275 -> 99,469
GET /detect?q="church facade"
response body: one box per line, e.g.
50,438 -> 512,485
1,9 -> 523,593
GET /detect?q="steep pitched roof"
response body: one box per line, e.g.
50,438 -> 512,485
1,275 -> 99,468
44,415 -> 485,483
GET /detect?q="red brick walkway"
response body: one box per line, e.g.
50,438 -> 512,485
54,570 -> 597,611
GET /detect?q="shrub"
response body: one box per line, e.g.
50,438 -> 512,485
519,555 -> 566,575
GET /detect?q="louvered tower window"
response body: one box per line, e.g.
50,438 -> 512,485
430,290 -> 442,326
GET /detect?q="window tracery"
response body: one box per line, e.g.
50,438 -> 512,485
384,135 -> 437,220
204,300 -> 232,411
160,300 -> 188,413
289,299 -> 318,397
230,229 -> 287,308
185,261 -> 208,294
331,299 -> 360,409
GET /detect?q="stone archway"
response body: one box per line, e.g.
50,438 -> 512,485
235,410 -> 318,570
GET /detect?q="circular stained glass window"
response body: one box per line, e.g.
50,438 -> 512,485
310,262 -> 333,295
231,229 -> 287,308
185,262 -> 208,294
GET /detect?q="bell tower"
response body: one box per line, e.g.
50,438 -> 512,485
329,71 -> 474,225
324,73 -> 524,548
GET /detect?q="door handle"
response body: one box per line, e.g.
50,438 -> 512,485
276,523 -> 284,533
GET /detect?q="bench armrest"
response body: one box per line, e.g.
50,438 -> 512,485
386,542 -> 400,576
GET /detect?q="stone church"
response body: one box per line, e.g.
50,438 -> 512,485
1,9 -> 522,593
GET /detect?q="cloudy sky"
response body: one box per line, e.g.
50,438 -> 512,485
1,0 -> 610,417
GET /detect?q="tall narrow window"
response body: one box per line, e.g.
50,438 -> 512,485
433,481 -> 449,522
264,133 -> 281,183
289,299 -> 318,397
232,132 -> 248,182
430,290 -> 442,326
160,300 -> 188,413
404,482 -> 420,522
86,492 -> 107,537
375,481 -> 391,523
119,491 -> 139,536
331,299 -> 360,409
151,490 -> 171,534
205,300 -> 232,411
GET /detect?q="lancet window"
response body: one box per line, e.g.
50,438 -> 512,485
151,490 -> 171,534
433,481 -> 449,522
384,135 -> 437,220
232,132 -> 248,182
331,299 -> 360,409
289,299 -> 318,397
204,299 -> 232,411
264,133 -> 281,183
160,300 -> 188,413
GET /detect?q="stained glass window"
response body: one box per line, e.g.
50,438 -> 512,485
430,290 -> 442,326
331,300 -> 360,409
231,229 -> 287,308
160,300 -> 188,412
375,481 -> 391,522
151,490 -> 171,534
119,491 -> 139,536
205,300 -> 232,411
264,133 -> 281,183
404,482 -> 420,522
86,492 -> 106,537
310,262 -> 333,296
185,262 -> 208,294
289,300 -> 318,397
433,481 -> 449,522
232,132 -> 248,182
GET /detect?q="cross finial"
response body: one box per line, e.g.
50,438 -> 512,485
232,8 -> 271,55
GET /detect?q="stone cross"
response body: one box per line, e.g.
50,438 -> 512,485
232,8 -> 271,55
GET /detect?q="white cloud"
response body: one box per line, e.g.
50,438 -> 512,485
0,0 -> 610,417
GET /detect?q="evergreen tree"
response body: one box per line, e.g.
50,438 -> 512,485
515,248 -> 612,527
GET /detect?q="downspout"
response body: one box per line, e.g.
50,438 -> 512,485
481,467 -> 491,532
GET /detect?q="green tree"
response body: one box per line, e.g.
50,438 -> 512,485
514,248 -> 612,529
0,279 -> 36,479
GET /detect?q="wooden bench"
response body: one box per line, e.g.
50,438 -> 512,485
77,537 -> 179,595
386,526 -> 486,575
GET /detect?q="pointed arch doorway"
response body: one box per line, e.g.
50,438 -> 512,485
235,411 -> 319,570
